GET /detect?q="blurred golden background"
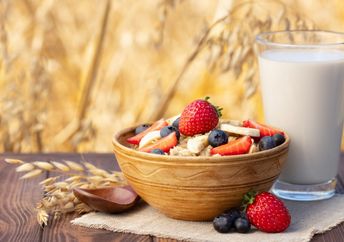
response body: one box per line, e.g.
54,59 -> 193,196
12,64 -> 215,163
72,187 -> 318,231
0,0 -> 343,152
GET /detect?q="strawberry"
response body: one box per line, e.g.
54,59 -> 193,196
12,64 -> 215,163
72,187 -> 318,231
179,97 -> 221,136
127,119 -> 168,145
139,132 -> 178,153
210,136 -> 252,156
244,192 -> 291,233
242,120 -> 284,139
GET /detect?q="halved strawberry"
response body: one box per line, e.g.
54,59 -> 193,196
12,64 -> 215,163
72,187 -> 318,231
127,119 -> 168,145
139,132 -> 178,153
242,120 -> 284,139
210,136 -> 252,156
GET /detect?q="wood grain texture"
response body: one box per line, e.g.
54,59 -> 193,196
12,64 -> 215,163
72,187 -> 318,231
73,186 -> 139,213
0,153 -> 343,242
38,153 -> 152,242
0,154 -> 45,242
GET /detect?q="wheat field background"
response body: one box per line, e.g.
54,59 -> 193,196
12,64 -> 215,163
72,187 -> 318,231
0,0 -> 343,153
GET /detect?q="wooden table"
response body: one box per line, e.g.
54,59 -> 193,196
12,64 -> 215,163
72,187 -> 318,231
0,153 -> 343,242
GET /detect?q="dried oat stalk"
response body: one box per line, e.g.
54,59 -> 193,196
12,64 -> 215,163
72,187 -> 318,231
154,0 -> 181,47
153,0 -> 316,119
4,158 -> 126,227
203,1 -> 315,98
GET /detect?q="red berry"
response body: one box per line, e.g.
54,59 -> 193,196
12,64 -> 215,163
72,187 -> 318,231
179,98 -> 221,136
246,192 -> 291,233
210,136 -> 252,156
243,120 -> 284,139
127,119 -> 168,145
139,132 -> 178,153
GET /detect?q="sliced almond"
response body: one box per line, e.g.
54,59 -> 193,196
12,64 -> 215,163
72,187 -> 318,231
187,135 -> 209,154
221,123 -> 260,137
138,130 -> 161,148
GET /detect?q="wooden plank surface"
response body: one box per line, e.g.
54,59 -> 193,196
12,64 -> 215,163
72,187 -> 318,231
0,154 -> 45,242
0,153 -> 343,242
39,153 -> 152,242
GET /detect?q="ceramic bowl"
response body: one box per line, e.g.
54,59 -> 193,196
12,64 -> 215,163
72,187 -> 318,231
112,126 -> 290,221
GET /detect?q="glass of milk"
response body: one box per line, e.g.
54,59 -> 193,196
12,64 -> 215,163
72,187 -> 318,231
256,30 -> 344,201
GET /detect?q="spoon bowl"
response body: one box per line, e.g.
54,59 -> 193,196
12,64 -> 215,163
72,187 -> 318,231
73,185 -> 140,213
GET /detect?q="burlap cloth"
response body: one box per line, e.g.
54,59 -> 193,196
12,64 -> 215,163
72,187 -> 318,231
71,195 -> 344,242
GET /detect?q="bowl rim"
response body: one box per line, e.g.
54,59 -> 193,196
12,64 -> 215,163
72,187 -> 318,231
112,123 -> 290,164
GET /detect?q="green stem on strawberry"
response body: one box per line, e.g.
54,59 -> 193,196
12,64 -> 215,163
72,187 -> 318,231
204,96 -> 222,118
214,106 -> 223,118
241,190 -> 257,211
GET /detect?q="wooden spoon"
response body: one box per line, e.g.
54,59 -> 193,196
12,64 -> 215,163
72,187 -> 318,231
73,185 -> 140,213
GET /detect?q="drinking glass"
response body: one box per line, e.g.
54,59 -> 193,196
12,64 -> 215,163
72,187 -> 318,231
256,30 -> 344,201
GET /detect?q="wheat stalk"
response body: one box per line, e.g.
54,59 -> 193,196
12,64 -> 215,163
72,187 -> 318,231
52,0 -> 111,150
151,0 -> 315,120
154,0 -> 179,47
4,158 -> 23,164
3,158 -> 126,226
1,1 -> 339,152
151,15 -> 227,120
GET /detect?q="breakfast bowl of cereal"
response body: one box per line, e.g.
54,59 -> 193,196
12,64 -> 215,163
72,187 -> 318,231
112,97 -> 290,221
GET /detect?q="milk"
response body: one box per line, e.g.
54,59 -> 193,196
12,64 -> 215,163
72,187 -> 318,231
259,49 -> 344,185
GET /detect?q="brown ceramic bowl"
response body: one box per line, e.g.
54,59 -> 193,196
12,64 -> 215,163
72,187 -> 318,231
112,126 -> 290,221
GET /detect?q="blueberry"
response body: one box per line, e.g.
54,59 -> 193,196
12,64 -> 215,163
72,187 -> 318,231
160,125 -> 180,140
239,211 -> 248,219
135,124 -> 150,135
234,217 -> 251,233
208,129 -> 228,147
213,215 -> 232,233
150,149 -> 165,155
172,117 -> 180,129
258,136 -> 276,151
222,208 -> 241,228
223,208 -> 241,220
272,133 -> 285,146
